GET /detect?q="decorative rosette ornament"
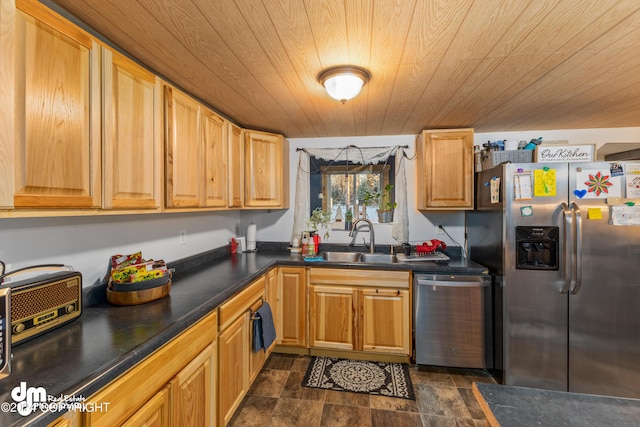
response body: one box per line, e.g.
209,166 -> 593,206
584,171 -> 613,196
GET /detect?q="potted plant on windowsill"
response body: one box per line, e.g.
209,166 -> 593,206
376,184 -> 397,223
308,207 -> 331,240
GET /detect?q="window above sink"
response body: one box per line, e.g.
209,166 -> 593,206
310,156 -> 395,226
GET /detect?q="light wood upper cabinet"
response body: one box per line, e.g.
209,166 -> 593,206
103,48 -> 162,209
227,123 -> 243,208
3,0 -> 101,209
417,128 -> 474,210
164,85 -> 202,208
203,109 -> 228,208
164,85 -> 231,210
244,130 -> 288,208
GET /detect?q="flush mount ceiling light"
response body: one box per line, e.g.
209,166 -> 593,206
318,66 -> 370,103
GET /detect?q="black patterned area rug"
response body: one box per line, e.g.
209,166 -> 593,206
302,356 -> 415,400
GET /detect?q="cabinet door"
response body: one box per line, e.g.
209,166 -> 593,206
227,123 -> 243,208
244,131 -> 285,207
417,128 -> 474,210
12,0 -> 100,208
360,289 -> 410,355
203,109 -> 228,208
47,411 -> 82,427
249,298 -> 268,384
277,267 -> 307,347
171,343 -> 215,427
309,285 -> 356,351
218,315 -> 248,426
103,48 -> 162,209
122,385 -> 170,427
265,268 -> 278,330
164,86 -> 202,208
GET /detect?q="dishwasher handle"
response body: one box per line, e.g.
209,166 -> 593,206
415,277 -> 488,288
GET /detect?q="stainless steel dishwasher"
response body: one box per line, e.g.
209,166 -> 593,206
414,273 -> 492,369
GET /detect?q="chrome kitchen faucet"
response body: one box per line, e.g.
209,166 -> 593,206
349,218 -> 375,253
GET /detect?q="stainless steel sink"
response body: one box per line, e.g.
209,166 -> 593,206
318,252 -> 398,264
320,252 -> 362,263
360,253 -> 398,264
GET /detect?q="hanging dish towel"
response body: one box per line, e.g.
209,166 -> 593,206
252,302 -> 277,352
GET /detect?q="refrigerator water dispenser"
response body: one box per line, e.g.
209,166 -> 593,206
516,226 -> 559,270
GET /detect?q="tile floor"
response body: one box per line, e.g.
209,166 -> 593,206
228,353 -> 497,427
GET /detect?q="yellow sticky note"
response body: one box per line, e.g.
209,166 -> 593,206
534,169 -> 556,197
588,208 -> 602,220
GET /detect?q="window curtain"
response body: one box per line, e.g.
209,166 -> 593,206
291,145 -> 410,243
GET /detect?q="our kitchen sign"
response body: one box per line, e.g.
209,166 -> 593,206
535,144 -> 595,163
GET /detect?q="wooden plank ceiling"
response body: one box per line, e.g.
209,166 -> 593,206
50,0 -> 640,138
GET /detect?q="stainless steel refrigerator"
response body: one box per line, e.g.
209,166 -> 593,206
468,161 -> 640,399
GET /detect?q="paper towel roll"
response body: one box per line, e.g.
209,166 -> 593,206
246,223 -> 257,251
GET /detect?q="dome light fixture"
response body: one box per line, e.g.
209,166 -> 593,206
318,66 -> 370,103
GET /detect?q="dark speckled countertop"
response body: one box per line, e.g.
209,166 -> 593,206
473,382 -> 640,427
0,244 -> 487,426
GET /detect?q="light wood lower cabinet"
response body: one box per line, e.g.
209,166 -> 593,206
309,285 -> 356,350
121,385 -> 170,427
360,288 -> 410,354
309,268 -> 411,356
83,311 -> 217,427
276,267 -> 307,347
218,275 -> 271,426
47,411 -> 82,427
171,344 -> 215,426
218,315 -> 247,426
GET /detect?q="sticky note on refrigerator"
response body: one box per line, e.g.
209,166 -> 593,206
588,208 -> 603,220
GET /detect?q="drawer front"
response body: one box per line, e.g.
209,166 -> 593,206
309,268 -> 409,289
219,275 -> 265,330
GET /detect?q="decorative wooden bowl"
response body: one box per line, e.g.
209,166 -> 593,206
107,275 -> 171,306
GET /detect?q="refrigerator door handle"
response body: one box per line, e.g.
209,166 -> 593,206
561,202 -> 573,294
570,202 -> 583,294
